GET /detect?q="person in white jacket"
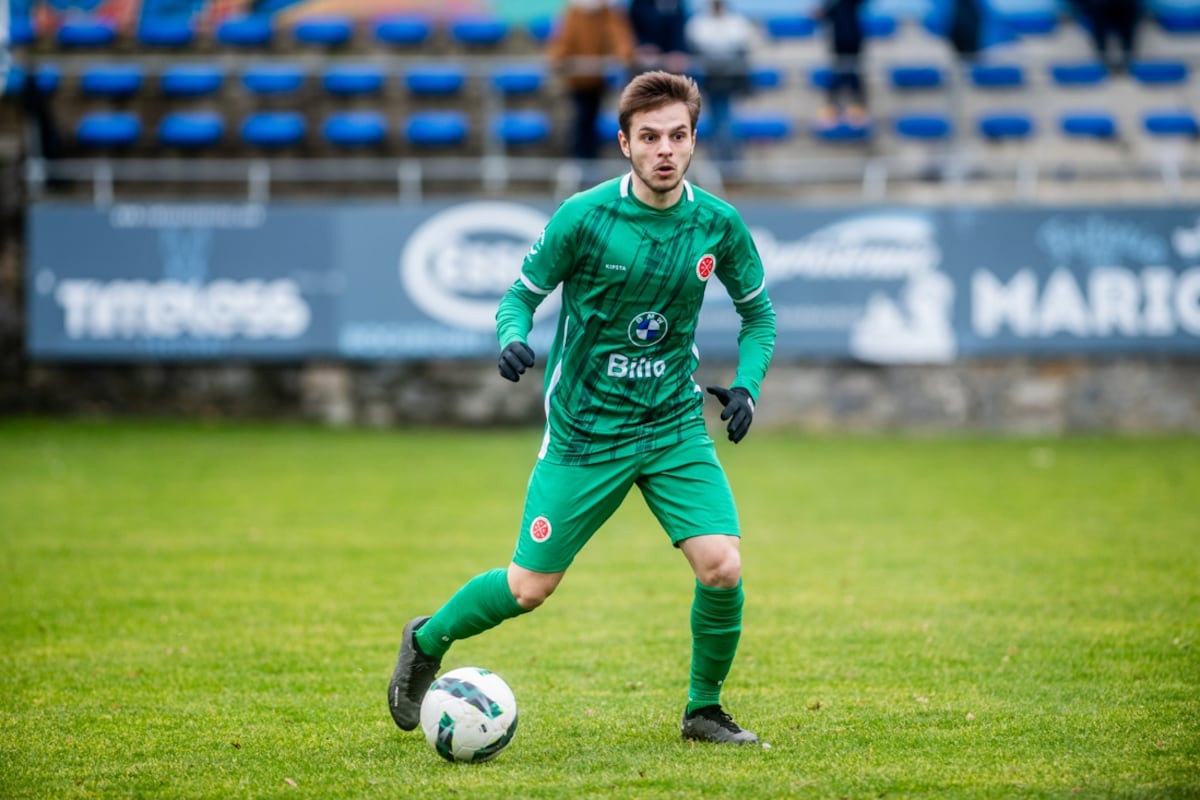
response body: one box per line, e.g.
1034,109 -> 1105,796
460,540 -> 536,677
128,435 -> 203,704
685,0 -> 760,166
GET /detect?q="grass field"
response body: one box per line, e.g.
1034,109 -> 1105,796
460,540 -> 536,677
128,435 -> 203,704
1,419 -> 1197,799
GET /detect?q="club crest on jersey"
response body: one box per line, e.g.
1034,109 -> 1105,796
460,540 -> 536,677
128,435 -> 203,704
628,311 -> 668,347
530,516 -> 552,543
696,254 -> 716,281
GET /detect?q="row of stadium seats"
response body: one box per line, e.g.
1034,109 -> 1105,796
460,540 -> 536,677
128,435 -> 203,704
5,60 -> 552,100
73,108 -> 552,150
9,4 -> 1200,54
65,105 -> 1200,152
8,13 -> 551,52
6,56 -> 1193,101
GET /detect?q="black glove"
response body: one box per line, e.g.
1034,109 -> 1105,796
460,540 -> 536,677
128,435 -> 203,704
498,341 -> 535,382
706,386 -> 755,444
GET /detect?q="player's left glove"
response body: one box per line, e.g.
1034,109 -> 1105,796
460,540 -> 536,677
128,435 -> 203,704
706,385 -> 755,444
498,341 -> 535,382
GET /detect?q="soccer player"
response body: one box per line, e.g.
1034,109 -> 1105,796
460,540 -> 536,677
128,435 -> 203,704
388,70 -> 776,745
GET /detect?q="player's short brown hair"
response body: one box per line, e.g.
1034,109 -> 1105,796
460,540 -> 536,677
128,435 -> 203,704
617,71 -> 702,138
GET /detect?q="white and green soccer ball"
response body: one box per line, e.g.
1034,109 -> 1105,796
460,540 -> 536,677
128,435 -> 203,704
419,666 -> 518,763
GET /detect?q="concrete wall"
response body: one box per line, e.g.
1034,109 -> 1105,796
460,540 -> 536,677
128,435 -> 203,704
11,357 -> 1198,434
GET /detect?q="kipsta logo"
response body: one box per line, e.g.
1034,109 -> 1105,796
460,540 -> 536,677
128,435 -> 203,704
696,253 -> 715,281
628,311 -> 668,347
530,516 -> 552,543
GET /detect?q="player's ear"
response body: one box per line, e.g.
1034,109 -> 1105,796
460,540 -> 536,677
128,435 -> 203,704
617,130 -> 631,158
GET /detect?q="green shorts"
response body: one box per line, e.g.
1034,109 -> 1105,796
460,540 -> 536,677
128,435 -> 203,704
512,434 -> 740,574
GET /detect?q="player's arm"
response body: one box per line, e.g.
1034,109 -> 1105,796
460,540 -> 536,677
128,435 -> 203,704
715,215 -> 776,400
707,216 -> 776,442
496,277 -> 547,381
729,287 -> 775,401
495,212 -> 574,382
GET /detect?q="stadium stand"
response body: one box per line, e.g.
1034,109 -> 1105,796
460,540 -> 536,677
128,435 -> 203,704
2,0 -> 1198,201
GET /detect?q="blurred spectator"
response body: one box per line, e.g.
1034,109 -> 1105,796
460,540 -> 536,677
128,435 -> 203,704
547,0 -> 636,160
686,0 -> 758,164
628,0 -> 690,74
21,70 -> 63,162
947,0 -> 983,59
1075,0 -> 1141,71
816,0 -> 868,129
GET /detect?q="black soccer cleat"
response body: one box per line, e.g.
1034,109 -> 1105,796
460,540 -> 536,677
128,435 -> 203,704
680,704 -> 759,745
387,615 -> 442,731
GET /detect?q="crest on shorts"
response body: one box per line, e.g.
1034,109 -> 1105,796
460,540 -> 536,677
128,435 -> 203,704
696,253 -> 716,281
530,516 -> 552,543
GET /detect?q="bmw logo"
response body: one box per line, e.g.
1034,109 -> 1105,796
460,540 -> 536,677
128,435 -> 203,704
628,311 -> 668,347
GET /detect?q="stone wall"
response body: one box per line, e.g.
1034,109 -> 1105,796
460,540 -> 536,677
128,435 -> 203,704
10,357 -> 1199,434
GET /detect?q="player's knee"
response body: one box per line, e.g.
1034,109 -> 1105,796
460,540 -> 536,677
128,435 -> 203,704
508,567 -> 562,610
697,548 -> 742,589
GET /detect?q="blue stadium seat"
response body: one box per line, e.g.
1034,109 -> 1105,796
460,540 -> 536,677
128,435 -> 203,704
890,65 -> 944,90
137,17 -> 194,47
1143,110 -> 1199,137
605,65 -> 629,90
1060,110 -> 1118,138
766,16 -> 817,38
242,63 -> 305,95
293,15 -> 353,46
813,121 -> 872,142
1129,60 -> 1188,85
240,111 -> 307,148
491,64 -> 546,96
493,110 -> 551,146
160,63 -> 225,98
80,64 -> 145,98
404,65 -> 467,96
322,63 -> 385,96
749,66 -> 785,90
372,14 -> 432,46
596,112 -> 620,141
323,111 -> 388,147
158,111 -> 225,148
9,16 -> 34,45
449,16 -> 510,46
863,15 -> 897,38
76,111 -> 141,148
216,15 -> 273,48
527,15 -> 556,43
57,17 -> 117,48
3,64 -> 61,96
1154,7 -> 1200,32
997,9 -> 1058,35
733,111 -> 793,141
978,111 -> 1034,140
404,111 -> 469,146
970,63 -> 1025,88
1050,61 -> 1108,86
894,112 -> 953,140
809,66 -> 833,90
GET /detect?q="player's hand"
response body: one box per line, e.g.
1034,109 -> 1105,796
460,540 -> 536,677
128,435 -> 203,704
498,342 -> 535,382
706,386 -> 755,444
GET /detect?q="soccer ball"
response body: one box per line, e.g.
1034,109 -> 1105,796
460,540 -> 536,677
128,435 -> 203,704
419,666 -> 518,763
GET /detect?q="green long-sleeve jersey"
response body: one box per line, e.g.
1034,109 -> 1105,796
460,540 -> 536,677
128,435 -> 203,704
496,173 -> 776,465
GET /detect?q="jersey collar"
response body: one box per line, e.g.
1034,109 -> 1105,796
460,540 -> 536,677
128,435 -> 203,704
620,171 -> 695,204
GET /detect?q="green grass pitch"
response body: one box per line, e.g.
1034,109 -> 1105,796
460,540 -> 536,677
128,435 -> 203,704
1,419 -> 1197,799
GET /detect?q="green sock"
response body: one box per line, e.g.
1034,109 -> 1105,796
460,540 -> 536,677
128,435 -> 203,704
414,568 -> 529,659
686,579 -> 744,715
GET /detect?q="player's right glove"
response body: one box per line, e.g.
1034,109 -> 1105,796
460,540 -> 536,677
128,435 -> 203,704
498,341 -> 535,382
706,385 -> 755,444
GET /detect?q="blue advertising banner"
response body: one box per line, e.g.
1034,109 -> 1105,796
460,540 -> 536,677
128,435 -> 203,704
26,200 -> 1200,362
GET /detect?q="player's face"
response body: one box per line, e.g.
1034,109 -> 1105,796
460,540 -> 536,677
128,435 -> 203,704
618,102 -> 696,209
